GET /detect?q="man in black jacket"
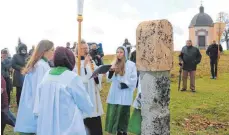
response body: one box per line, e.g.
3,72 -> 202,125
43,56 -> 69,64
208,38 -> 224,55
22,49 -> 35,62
130,49 -> 136,63
89,43 -> 104,66
12,44 -> 28,106
179,40 -> 202,92
123,38 -> 132,59
1,49 -> 12,104
206,40 -> 223,79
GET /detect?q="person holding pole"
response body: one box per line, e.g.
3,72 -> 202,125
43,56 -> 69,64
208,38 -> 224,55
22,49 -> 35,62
74,40 -> 104,135
76,2 -> 103,134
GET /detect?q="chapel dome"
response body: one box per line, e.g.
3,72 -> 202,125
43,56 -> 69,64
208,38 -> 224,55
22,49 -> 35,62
189,5 -> 214,28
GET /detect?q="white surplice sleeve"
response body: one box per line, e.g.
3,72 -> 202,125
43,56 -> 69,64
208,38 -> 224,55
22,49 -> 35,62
69,76 -> 94,115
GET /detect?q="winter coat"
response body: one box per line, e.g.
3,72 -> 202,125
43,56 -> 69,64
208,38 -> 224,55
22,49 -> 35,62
179,45 -> 202,71
12,44 -> 28,87
206,44 -> 223,60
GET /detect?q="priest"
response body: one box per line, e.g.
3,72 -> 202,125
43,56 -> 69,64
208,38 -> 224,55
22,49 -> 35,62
74,40 -> 103,135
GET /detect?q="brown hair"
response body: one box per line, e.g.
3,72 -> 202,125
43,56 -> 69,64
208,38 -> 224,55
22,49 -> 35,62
22,40 -> 54,75
114,47 -> 126,76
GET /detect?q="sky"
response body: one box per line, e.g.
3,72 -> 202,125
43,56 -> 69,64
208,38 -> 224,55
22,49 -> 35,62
0,0 -> 228,55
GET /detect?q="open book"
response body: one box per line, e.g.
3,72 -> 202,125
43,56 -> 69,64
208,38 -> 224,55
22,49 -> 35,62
90,65 -> 112,79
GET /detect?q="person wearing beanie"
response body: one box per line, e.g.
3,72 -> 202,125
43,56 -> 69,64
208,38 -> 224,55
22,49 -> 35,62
105,46 -> 137,135
12,43 -> 29,106
73,40 -> 104,135
33,46 -> 93,135
14,40 -> 54,135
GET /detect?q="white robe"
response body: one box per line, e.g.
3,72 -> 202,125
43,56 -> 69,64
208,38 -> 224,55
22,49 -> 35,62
74,60 -> 103,118
14,59 -> 50,133
33,70 -> 93,135
106,60 -> 137,106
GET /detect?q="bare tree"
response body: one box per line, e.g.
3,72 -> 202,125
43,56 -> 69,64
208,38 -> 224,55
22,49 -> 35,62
217,12 -> 229,50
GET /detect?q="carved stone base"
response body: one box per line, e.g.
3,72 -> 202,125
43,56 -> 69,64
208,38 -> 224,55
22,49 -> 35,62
140,71 -> 170,135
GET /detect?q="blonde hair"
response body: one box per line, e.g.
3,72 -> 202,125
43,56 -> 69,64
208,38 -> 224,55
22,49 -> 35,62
22,40 -> 54,75
114,47 -> 126,76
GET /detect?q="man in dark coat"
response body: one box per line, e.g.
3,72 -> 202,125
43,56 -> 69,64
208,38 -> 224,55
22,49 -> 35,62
12,43 -> 28,106
71,42 -> 77,53
1,49 -> 12,105
123,38 -> 132,59
66,42 -> 71,50
206,40 -> 223,79
130,49 -> 136,63
179,40 -> 202,92
130,48 -> 140,88
89,43 -> 104,66
29,45 -> 35,56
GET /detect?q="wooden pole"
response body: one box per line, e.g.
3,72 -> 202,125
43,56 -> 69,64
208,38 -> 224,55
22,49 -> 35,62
216,13 -> 222,79
77,15 -> 83,75
136,20 -> 173,135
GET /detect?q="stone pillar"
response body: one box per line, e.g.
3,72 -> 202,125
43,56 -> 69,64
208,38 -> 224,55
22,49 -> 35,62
136,20 -> 173,135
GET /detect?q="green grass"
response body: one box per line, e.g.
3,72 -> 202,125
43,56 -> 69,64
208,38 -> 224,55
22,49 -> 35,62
4,52 -> 229,135
224,50 -> 229,55
169,73 -> 229,135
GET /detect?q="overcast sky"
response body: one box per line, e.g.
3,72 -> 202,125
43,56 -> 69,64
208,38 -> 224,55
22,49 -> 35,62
0,0 -> 228,55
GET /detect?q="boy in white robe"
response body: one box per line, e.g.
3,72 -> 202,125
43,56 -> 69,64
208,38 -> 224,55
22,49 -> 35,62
105,46 -> 137,135
14,40 -> 54,135
33,47 -> 93,135
74,40 -> 103,135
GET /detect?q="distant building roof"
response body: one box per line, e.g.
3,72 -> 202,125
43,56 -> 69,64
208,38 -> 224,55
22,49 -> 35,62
189,5 -> 214,28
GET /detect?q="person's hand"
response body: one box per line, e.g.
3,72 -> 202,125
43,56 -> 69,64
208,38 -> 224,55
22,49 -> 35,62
96,55 -> 101,59
179,61 -> 183,66
93,73 -> 99,78
1,88 -> 3,94
84,55 -> 91,67
110,64 -> 117,71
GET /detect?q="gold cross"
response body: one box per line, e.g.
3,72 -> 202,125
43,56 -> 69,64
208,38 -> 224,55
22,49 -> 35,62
201,0 -> 204,6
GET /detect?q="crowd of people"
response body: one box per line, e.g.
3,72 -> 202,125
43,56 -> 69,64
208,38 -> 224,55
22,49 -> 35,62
1,38 -> 141,135
1,38 -> 223,135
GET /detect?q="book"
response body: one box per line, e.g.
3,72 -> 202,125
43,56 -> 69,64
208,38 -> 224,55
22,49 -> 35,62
90,65 -> 112,79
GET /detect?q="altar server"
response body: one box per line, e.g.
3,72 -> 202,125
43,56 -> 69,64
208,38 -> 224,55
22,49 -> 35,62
105,46 -> 137,135
33,47 -> 93,135
14,40 -> 54,135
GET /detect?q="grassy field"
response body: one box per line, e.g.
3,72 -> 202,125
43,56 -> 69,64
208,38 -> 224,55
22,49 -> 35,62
4,50 -> 229,135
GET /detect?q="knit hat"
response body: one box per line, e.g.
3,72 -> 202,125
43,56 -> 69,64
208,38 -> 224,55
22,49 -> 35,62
53,47 -> 75,71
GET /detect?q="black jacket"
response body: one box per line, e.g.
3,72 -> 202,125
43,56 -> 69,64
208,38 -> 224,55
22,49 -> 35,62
123,42 -> 131,54
179,45 -> 202,71
12,44 -> 28,87
1,58 -> 11,78
206,44 -> 223,60
130,50 -> 136,63
89,49 -> 103,66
